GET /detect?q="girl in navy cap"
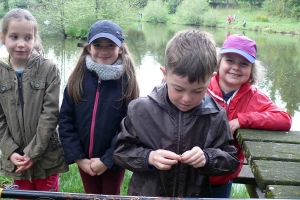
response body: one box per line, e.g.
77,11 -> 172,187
58,20 -> 139,194
207,34 -> 292,197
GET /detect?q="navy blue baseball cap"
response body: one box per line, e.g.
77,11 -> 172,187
87,20 -> 124,47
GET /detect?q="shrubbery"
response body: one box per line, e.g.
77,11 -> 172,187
175,0 -> 210,25
203,10 -> 218,27
254,15 -> 269,22
143,0 -> 168,23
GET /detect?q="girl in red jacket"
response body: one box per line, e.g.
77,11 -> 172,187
207,34 -> 292,198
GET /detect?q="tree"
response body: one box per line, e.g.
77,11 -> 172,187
286,0 -> 300,18
0,0 -> 9,10
164,0 -> 183,14
128,0 -> 148,8
32,0 -> 134,38
239,0 -> 265,7
176,0 -> 210,25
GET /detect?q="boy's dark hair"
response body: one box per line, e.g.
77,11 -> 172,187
164,30 -> 217,83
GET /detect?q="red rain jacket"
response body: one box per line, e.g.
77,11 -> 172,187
207,75 -> 292,185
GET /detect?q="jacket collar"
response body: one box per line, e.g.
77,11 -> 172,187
148,82 -> 221,117
208,75 -> 252,104
0,50 -> 40,71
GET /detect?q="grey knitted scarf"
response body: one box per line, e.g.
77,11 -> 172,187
85,55 -> 123,80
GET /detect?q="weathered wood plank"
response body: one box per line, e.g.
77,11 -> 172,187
237,129 -> 300,144
252,160 -> 300,192
233,164 -> 257,185
242,141 -> 300,164
265,185 -> 300,199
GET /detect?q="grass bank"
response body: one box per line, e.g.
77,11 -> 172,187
167,8 -> 300,35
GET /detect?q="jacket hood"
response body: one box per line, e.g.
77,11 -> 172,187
148,83 -> 221,117
0,50 -> 41,71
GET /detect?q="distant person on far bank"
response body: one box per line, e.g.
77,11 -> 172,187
243,19 -> 246,27
233,14 -> 236,21
207,34 -> 292,198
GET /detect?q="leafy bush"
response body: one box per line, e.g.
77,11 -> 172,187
143,0 -> 168,23
254,15 -> 269,22
8,0 -> 30,9
175,0 -> 210,25
203,10 -> 218,27
166,0 -> 183,14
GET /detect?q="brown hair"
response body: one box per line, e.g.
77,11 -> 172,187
1,8 -> 44,55
67,43 -> 139,105
164,30 -> 217,83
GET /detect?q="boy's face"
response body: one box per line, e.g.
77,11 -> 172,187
161,67 -> 215,112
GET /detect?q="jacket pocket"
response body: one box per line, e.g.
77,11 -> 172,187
0,158 -> 16,172
0,79 -> 12,98
30,78 -> 46,90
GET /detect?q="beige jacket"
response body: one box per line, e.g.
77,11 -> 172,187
0,52 -> 68,180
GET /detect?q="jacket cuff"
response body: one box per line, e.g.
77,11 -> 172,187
101,155 -> 122,171
203,152 -> 209,167
146,151 -> 156,170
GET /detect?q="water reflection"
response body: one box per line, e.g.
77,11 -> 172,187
1,23 -> 299,131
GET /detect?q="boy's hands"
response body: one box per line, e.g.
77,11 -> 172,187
148,150 -> 180,170
180,146 -> 206,168
148,147 -> 207,170
90,158 -> 108,176
75,158 -> 96,176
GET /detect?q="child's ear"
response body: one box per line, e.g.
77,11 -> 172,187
87,44 -> 92,54
118,47 -> 123,54
119,43 -> 124,54
160,66 -> 167,82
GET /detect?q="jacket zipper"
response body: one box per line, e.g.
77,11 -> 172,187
172,111 -> 182,196
16,71 -> 31,180
16,73 -> 25,119
89,81 -> 101,158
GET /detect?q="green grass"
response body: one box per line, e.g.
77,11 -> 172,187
0,175 -> 12,188
206,8 -> 300,34
163,8 -> 300,35
1,166 -> 249,198
59,163 -> 84,193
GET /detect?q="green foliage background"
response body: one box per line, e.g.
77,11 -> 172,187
1,0 -> 300,37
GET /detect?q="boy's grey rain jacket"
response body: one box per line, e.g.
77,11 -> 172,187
113,83 -> 239,197
0,53 -> 68,180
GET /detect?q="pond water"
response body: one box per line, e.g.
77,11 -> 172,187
1,22 -> 300,131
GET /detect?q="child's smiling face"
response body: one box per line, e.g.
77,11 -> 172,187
218,53 -> 253,93
88,38 -> 122,65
